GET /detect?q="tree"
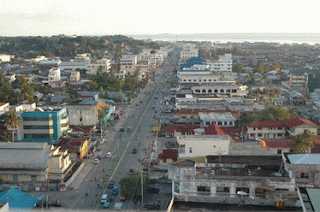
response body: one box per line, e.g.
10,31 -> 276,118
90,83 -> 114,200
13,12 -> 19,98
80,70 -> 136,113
0,131 -> 11,142
290,130 -> 317,153
119,172 -> 149,196
4,110 -> 20,142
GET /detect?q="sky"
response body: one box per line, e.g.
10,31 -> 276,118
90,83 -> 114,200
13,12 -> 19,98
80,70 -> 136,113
1,0 -> 320,36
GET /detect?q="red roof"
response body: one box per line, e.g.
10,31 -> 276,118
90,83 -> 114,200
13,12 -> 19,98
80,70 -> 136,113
264,139 -> 294,148
246,121 -> 285,128
54,137 -> 90,152
69,125 -> 95,134
284,118 -> 318,129
221,127 -> 247,133
205,123 -> 227,135
158,149 -> 178,160
163,124 -> 200,133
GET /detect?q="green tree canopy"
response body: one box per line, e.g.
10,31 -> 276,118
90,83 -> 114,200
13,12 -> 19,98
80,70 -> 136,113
4,110 -> 21,142
119,172 -> 149,196
290,130 -> 318,153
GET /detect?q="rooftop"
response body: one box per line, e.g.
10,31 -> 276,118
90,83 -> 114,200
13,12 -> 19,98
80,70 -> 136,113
286,153 -> 320,165
199,112 -> 236,121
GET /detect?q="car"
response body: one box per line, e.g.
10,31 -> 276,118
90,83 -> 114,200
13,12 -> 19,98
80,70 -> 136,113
132,148 -> 137,154
107,152 -> 112,158
127,127 -> 132,132
94,158 -> 100,164
145,187 -> 160,194
129,168 -> 134,173
111,186 -> 119,196
107,180 -> 115,189
101,194 -> 109,203
155,97 -> 158,99
120,128 -> 125,132
119,193 -> 127,201
103,201 -> 110,208
144,203 -> 160,210
135,104 -> 139,106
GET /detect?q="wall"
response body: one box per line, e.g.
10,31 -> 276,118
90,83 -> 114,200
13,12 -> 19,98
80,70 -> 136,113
66,105 -> 98,126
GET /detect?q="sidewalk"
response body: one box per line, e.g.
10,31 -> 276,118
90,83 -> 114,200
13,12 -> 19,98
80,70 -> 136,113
67,162 -> 93,190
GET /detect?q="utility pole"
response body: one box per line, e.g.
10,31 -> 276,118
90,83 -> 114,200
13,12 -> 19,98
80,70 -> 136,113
141,170 -> 144,208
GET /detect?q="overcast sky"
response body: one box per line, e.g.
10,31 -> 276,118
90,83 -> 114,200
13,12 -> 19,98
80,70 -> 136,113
1,0 -> 319,36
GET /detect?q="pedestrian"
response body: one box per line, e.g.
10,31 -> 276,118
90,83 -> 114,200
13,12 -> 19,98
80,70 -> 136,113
102,168 -> 105,172
95,177 -> 97,181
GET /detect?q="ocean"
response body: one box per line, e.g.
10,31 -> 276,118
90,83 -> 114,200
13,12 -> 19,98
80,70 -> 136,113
129,33 -> 320,45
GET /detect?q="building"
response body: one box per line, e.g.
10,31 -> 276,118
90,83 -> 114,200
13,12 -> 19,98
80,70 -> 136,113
0,54 -> 11,63
0,143 -> 50,189
120,55 -> 137,74
86,58 -> 111,75
0,103 -> 10,117
207,53 -> 232,73
177,124 -> 231,158
168,156 -> 297,207
48,145 -> 72,181
5,74 -> 15,83
20,107 -> 69,142
48,68 -> 61,81
284,118 -> 318,137
284,153 -> 320,188
199,112 -> 236,127
245,121 -> 286,140
53,137 -> 90,161
65,103 -> 99,126
191,81 -> 249,97
69,71 -> 80,83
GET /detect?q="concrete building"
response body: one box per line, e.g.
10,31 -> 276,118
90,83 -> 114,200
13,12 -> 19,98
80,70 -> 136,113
0,54 -> 11,63
48,145 -> 72,181
207,53 -> 232,73
168,156 -> 298,207
199,112 -> 236,127
120,55 -> 137,74
20,107 -> 69,142
180,49 -> 198,60
66,104 -> 99,126
284,118 -> 318,137
69,71 -> 80,83
86,58 -> 111,75
53,137 -> 90,161
191,81 -> 249,97
246,121 -> 286,140
0,103 -> 10,117
48,68 -> 61,81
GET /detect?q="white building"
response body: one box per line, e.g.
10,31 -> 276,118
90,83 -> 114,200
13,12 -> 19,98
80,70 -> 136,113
207,53 -> 232,73
86,58 -> 111,75
180,49 -> 199,60
199,112 -> 236,127
0,54 -> 11,63
191,81 -> 249,97
48,68 -> 61,82
114,70 -> 126,78
70,71 -> 80,83
177,134 -> 231,158
5,74 -> 16,83
58,61 -> 89,72
120,55 -> 137,74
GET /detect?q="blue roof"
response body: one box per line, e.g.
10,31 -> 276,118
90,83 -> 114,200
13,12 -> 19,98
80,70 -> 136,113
0,187 -> 43,211
306,188 -> 320,212
287,154 -> 320,165
79,99 -> 99,105
180,57 -> 205,70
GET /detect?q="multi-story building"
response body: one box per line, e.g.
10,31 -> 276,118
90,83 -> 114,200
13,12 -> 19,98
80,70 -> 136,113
120,55 -> 137,74
20,107 -> 69,142
246,121 -> 286,140
58,54 -> 91,72
86,58 -> 111,75
191,81 -> 249,97
289,71 -> 308,93
180,49 -> 199,60
199,112 -> 236,127
69,71 -> 80,83
168,156 -> 297,207
48,68 -> 61,82
0,54 -> 11,63
66,104 -> 99,126
207,53 -> 232,73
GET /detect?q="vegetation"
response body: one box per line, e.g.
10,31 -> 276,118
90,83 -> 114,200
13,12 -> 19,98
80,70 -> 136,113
119,172 -> 149,196
290,130 -> 318,153
4,110 -> 21,142
237,106 -> 297,126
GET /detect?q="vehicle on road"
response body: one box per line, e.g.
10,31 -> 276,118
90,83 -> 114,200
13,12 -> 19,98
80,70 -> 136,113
135,104 -> 139,106
129,168 -> 134,173
111,186 -> 119,196
119,193 -> 127,201
107,152 -> 112,158
107,180 -> 115,189
120,127 -> 125,132
144,203 -> 160,210
94,158 -> 100,164
127,127 -> 132,132
114,203 -> 122,210
132,148 -> 137,154
145,187 -> 160,194
101,194 -> 109,203
103,201 -> 110,208
152,105 -> 155,110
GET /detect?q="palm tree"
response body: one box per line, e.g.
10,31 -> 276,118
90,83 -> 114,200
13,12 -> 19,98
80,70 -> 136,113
4,110 -> 20,142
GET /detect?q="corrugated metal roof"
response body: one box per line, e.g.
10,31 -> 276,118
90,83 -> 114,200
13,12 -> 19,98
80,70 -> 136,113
306,188 -> 320,212
287,154 -> 320,165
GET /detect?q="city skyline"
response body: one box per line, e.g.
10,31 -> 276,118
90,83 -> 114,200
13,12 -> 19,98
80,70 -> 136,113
1,0 -> 320,36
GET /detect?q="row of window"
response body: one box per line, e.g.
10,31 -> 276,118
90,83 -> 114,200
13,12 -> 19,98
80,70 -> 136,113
252,127 -> 283,130
24,125 -> 53,130
24,134 -> 54,139
23,117 -> 52,121
250,133 -> 283,137
61,123 -> 69,128
205,121 -> 234,126
183,79 -> 218,82
194,89 -> 237,93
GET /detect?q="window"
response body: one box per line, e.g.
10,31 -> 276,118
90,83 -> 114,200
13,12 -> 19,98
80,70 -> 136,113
206,122 -> 210,126
278,127 -> 282,130
229,121 -> 233,125
224,121 -> 227,125
31,175 -> 37,182
254,128 -> 256,131
174,182 -> 180,194
179,145 -> 185,154
194,79 -> 196,82
197,186 -> 210,195
277,149 -> 282,154
258,133 -> 262,137
301,172 -> 309,178
202,89 -> 206,93
220,89 -> 224,93
203,79 -> 206,82
277,133 -> 282,137
188,79 -> 191,82
189,147 -> 193,153
183,79 -> 186,82
218,121 -> 222,125
13,175 -> 18,182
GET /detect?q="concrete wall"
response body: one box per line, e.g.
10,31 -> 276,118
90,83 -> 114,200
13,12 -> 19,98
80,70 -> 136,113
66,105 -> 98,126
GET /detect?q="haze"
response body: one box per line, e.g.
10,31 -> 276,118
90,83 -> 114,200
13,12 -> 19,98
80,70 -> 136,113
1,0 -> 319,36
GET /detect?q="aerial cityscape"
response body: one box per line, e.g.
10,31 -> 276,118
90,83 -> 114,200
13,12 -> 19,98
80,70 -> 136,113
1,1 -> 320,212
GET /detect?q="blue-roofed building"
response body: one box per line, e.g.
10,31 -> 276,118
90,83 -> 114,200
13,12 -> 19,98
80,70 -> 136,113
179,57 -> 205,71
0,187 -> 43,212
20,107 -> 69,142
284,153 -> 320,188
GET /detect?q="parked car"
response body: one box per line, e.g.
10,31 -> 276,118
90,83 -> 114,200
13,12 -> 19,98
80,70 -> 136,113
129,168 -> 134,173
144,203 -> 160,210
145,187 -> 160,194
107,180 -> 115,189
119,193 -> 127,201
103,201 -> 110,208
94,158 -> 100,164
127,127 -> 132,132
107,152 -> 112,158
111,186 -> 119,196
100,194 -> 109,203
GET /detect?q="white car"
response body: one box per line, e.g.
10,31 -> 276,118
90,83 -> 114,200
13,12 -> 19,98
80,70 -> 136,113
100,194 -> 109,203
107,152 -> 112,158
94,158 -> 100,164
